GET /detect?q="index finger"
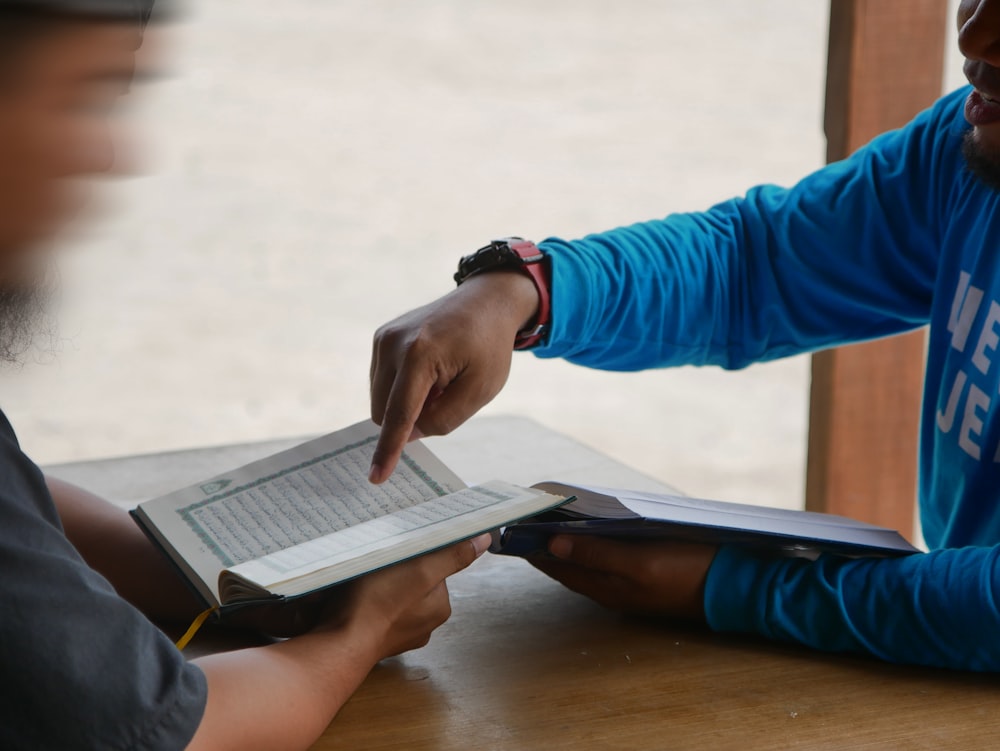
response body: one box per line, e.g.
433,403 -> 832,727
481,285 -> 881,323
369,363 -> 436,484
547,535 -> 640,578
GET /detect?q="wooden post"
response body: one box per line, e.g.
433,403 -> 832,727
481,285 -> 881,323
806,0 -> 948,535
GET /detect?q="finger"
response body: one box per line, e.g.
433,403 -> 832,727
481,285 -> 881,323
547,535 -> 644,578
413,534 -> 491,586
369,363 -> 437,483
370,363 -> 396,427
369,335 -> 380,402
529,557 -> 625,610
415,369 -> 492,438
369,337 -> 386,422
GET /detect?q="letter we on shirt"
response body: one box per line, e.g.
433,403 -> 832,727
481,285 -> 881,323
938,270 -> 1000,461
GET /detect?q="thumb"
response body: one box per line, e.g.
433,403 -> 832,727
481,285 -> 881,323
548,535 -> 639,577
417,533 -> 492,585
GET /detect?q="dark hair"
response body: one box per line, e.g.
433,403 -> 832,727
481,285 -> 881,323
0,1 -> 157,25
0,1 -> 160,68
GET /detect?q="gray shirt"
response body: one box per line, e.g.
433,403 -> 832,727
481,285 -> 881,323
0,411 -> 207,750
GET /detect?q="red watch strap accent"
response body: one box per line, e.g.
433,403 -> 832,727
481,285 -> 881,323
507,239 -> 551,350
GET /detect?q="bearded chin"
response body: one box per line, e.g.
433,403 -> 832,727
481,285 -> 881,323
963,130 -> 1000,192
0,270 -> 55,365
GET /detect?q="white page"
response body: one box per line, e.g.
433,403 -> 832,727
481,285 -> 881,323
136,420 -> 465,602
228,481 -> 559,594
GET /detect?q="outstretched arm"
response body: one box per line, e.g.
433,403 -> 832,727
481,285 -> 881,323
532,91 -> 965,372
370,91 -> 967,480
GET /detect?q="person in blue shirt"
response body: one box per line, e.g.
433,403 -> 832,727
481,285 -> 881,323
369,0 -> 1000,672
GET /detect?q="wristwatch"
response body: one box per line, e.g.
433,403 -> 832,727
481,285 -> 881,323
455,237 -> 552,350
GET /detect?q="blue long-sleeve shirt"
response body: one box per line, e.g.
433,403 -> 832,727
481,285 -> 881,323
534,86 -> 1000,671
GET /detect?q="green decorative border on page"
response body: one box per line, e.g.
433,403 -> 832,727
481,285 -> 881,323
398,452 -> 448,496
175,436 -> 449,567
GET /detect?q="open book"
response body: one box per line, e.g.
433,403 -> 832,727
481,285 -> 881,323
492,483 -> 919,559
131,421 -> 569,613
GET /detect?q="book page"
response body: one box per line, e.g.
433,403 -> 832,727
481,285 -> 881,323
225,481 -> 569,598
135,420 -> 465,602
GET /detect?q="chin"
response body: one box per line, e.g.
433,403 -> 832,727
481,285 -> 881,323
964,127 -> 1000,191
974,122 -> 1000,152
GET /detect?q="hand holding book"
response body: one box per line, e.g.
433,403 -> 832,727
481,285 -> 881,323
325,532 -> 493,659
498,482 -> 916,623
530,535 -> 718,623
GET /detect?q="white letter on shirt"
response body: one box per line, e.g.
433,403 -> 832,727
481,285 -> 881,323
972,301 -> 1000,375
947,271 -> 985,353
937,370 -> 967,435
958,382 -> 991,461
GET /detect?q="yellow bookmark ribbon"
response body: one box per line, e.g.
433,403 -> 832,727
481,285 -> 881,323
175,607 -> 218,651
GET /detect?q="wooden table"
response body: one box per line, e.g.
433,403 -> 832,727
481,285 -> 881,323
47,417 -> 1000,750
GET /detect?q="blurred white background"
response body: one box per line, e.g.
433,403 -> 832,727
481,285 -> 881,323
1,0 -> 968,507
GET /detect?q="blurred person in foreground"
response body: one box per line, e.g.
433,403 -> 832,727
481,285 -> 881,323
0,2 -> 490,749
371,0 -> 1000,671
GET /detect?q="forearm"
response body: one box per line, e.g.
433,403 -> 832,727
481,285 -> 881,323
536,196 -> 930,372
189,630 -> 377,751
46,477 -> 203,623
535,218 -> 755,371
705,545 -> 1000,671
